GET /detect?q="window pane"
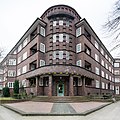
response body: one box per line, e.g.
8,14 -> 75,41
59,51 -> 63,59
76,43 -> 81,53
76,27 -> 81,37
40,27 -> 45,36
59,34 -> 63,42
53,34 -> 56,43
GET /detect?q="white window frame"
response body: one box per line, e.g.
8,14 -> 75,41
76,60 -> 82,67
96,80 -> 100,88
76,27 -> 81,37
53,34 -> 56,43
59,34 -> 63,42
102,82 -> 105,89
101,71 -> 104,77
101,59 -> 104,66
40,43 -> 45,53
40,60 -> 45,67
53,21 -> 57,26
18,56 -> 22,64
8,59 -> 16,65
59,20 -> 63,26
95,54 -> 99,62
22,65 -> 27,74
59,51 -> 63,59
8,70 -> 16,77
23,52 -> 27,60
66,51 -> 69,60
95,67 -> 99,75
8,82 -> 14,88
114,63 -> 119,67
95,41 -> 99,49
23,38 -> 28,47
40,27 -> 45,37
17,68 -> 21,76
18,44 -> 22,52
76,43 -> 81,53
114,70 -> 120,75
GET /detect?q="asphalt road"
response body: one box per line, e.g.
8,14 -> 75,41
0,101 -> 120,120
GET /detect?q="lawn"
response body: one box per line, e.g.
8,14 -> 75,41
0,97 -> 16,100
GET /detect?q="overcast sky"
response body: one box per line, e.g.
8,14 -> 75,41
0,0 -> 117,58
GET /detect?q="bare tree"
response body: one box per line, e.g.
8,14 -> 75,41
104,0 -> 120,52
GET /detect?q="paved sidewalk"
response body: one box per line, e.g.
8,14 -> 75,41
3,101 -> 111,116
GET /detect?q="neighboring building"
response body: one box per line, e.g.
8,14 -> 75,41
0,5 -> 119,96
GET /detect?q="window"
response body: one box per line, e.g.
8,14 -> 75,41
85,45 -> 91,55
76,27 -> 81,37
8,59 -> 16,65
40,60 -> 45,67
76,60 -> 82,67
114,63 -> 119,67
115,78 -> 120,82
95,54 -> 99,62
101,71 -> 104,77
22,65 -> 27,74
85,61 -> 91,70
105,63 -> 108,69
18,44 -> 22,52
66,21 -> 69,27
18,56 -> 22,64
59,34 -> 63,42
95,67 -> 99,75
84,29 -> 91,40
109,76 -> 111,81
59,51 -> 63,59
101,59 -> 104,66
102,82 -> 105,89
39,77 -> 43,86
114,70 -> 120,75
8,70 -> 16,77
40,27 -> 45,37
109,66 -> 111,72
40,43 -> 45,53
30,44 -> 37,55
23,52 -> 27,60
95,41 -> 99,49
53,51 -> 56,60
17,68 -> 21,76
66,51 -> 69,60
22,80 -> 27,87
101,48 -> 104,55
76,43 -> 81,53
59,20 -> 63,26
29,61 -> 37,70
0,85 -> 3,90
30,28 -> 37,40
116,86 -> 119,94
53,34 -> 57,43
23,38 -> 28,47
106,73 -> 108,79
106,83 -> 108,89
66,34 -> 69,43
8,82 -> 14,88
53,21 -> 57,26
0,69 -> 3,74
96,80 -> 100,88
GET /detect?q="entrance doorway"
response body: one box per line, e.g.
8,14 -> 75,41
57,83 -> 64,96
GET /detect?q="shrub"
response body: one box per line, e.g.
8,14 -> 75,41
13,80 -> 19,94
3,87 -> 10,97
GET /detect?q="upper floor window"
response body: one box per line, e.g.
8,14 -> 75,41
59,34 -> 64,42
53,21 -> 57,26
85,44 -> 91,55
102,82 -> 105,89
17,68 -> 21,76
85,61 -> 91,71
76,27 -> 81,37
101,48 -> 104,55
76,43 -> 81,53
8,70 -> 16,77
29,60 -> 37,70
106,73 -> 108,79
101,71 -> 104,77
95,67 -> 99,75
109,66 -> 111,72
40,43 -> 45,53
18,44 -> 22,52
0,69 -> 3,74
105,54 -> 108,60
22,65 -> 27,74
115,77 -> 120,82
40,27 -> 45,37
59,20 -> 63,26
8,59 -> 16,65
76,60 -> 82,67
23,52 -> 27,60
95,54 -> 99,62
84,29 -> 91,40
59,51 -> 63,59
40,60 -> 45,67
101,59 -> 104,66
105,63 -> 108,69
114,70 -> 120,75
30,28 -> 37,40
66,51 -> 69,60
114,63 -> 119,67
18,56 -> 22,64
53,34 -> 57,43
23,38 -> 28,47
95,41 -> 99,49
30,44 -> 37,55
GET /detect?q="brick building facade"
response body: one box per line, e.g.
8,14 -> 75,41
0,5 -> 120,96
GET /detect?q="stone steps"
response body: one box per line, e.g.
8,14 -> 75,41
32,96 -> 90,103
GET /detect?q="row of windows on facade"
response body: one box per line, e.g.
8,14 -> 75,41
76,27 -> 114,65
12,27 -> 45,55
76,44 -> 114,73
95,80 -> 114,90
53,20 -> 70,27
